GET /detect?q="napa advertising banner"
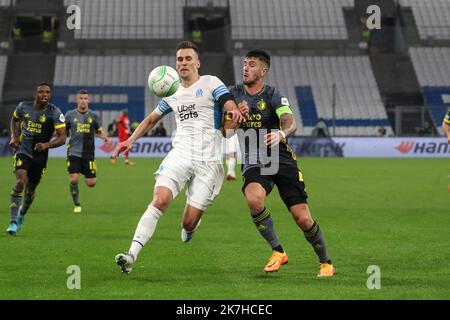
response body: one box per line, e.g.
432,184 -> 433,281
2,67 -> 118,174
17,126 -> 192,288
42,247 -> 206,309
0,137 -> 449,158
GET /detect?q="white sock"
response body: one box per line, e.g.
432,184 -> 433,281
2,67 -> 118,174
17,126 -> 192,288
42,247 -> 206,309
128,205 -> 163,260
227,157 -> 236,176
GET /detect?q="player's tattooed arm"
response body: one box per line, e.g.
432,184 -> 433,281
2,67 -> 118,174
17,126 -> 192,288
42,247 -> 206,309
264,113 -> 297,148
279,113 -> 297,137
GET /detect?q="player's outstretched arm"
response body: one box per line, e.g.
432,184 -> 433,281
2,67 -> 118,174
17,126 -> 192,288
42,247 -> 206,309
113,110 -> 162,157
442,120 -> 450,144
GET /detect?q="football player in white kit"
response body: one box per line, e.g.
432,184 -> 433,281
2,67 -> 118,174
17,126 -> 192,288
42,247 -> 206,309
114,41 -> 245,274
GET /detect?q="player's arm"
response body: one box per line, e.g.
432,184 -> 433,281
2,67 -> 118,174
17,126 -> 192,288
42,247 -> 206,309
442,118 -> 450,144
220,95 -> 246,138
34,126 -> 66,152
97,128 -> 110,143
113,110 -> 162,157
9,112 -> 21,151
264,103 -> 297,148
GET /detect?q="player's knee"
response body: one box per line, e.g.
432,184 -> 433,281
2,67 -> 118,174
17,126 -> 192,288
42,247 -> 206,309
295,215 -> 313,230
291,204 -> 314,229
14,179 -> 25,193
86,179 -> 96,187
14,178 -> 26,192
246,194 -> 265,213
151,196 -> 170,212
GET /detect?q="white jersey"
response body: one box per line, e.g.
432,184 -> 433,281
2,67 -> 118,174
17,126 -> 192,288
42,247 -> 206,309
155,75 -> 228,161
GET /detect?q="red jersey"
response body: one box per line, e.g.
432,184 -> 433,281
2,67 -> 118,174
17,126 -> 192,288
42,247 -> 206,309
117,114 -> 130,140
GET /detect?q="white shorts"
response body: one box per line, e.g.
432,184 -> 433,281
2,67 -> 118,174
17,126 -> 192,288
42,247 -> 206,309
154,151 -> 224,211
225,134 -> 239,154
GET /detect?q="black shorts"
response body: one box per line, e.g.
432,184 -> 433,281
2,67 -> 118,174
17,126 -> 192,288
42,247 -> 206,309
242,166 -> 308,209
14,153 -> 46,185
67,156 -> 97,178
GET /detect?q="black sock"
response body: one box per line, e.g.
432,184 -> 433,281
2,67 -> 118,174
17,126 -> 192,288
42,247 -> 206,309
252,207 -> 282,250
303,221 -> 331,263
70,182 -> 80,206
9,190 -> 23,222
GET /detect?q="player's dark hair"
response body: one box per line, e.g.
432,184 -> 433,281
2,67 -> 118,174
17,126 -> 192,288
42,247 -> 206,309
246,49 -> 271,68
77,89 -> 88,95
36,82 -> 51,90
176,41 -> 199,56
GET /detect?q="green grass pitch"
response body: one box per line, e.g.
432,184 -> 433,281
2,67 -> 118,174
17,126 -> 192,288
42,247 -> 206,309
0,157 -> 449,299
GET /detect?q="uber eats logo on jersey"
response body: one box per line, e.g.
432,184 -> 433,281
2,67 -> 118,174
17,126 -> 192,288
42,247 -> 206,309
177,104 -> 198,121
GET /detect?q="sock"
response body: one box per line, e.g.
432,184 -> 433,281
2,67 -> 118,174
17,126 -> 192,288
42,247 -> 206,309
70,182 -> 80,206
20,193 -> 35,216
252,208 -> 282,251
9,190 -> 23,223
303,221 -> 331,263
226,157 -> 236,176
128,205 -> 163,261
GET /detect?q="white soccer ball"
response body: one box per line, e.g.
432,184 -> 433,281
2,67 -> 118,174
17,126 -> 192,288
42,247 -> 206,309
147,65 -> 180,98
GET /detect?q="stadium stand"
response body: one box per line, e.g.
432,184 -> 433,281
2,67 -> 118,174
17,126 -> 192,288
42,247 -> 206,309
229,0 -> 354,40
53,55 -> 176,133
409,47 -> 450,129
400,0 -> 450,40
0,55 -> 7,100
63,0 -> 184,39
234,55 -> 392,136
185,0 -> 228,7
0,0 -> 14,7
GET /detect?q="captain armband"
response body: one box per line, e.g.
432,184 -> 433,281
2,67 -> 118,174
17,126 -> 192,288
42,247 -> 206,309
224,112 -> 233,121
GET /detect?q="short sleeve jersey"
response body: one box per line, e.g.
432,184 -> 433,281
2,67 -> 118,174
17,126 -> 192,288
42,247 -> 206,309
13,101 -> 65,164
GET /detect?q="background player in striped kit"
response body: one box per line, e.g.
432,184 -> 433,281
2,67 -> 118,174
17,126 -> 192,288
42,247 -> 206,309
6,83 -> 66,235
230,50 -> 336,276
65,90 -> 110,213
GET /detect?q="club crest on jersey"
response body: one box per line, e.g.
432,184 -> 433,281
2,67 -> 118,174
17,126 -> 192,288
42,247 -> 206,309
88,117 -> 93,124
24,113 -> 30,118
39,114 -> 46,123
74,118 -> 78,122
257,99 -> 267,110
195,88 -> 204,97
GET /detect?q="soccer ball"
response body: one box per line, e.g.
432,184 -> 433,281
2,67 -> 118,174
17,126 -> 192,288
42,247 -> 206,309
147,65 -> 180,97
